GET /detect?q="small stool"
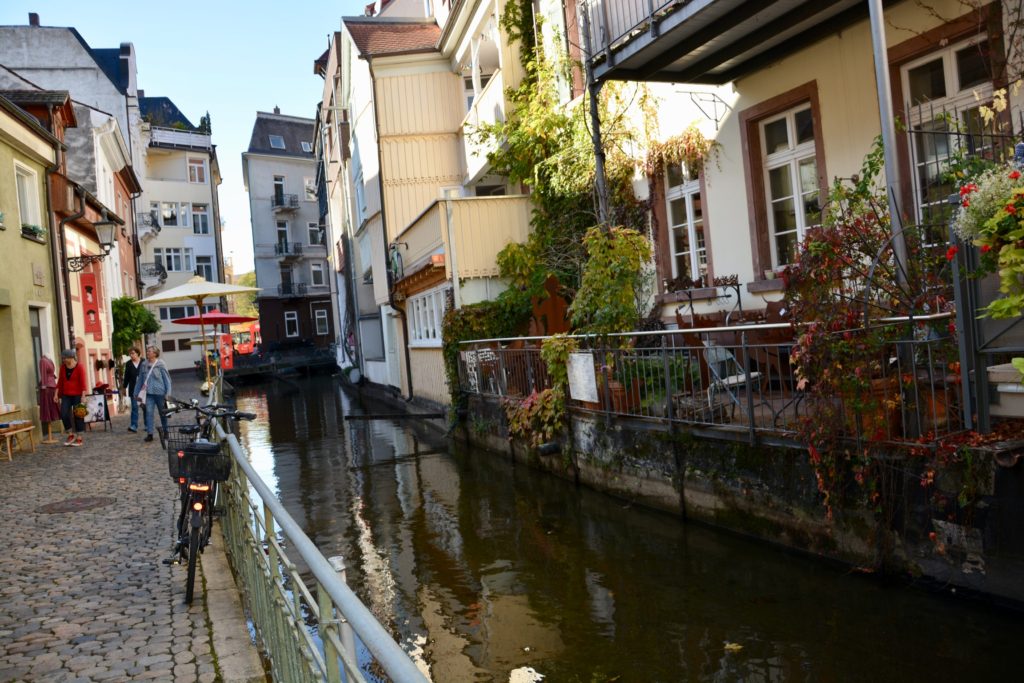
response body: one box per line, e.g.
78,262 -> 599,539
1,425 -> 36,461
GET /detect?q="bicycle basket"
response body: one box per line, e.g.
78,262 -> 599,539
167,440 -> 231,482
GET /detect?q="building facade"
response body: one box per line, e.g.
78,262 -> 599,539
243,110 -> 334,350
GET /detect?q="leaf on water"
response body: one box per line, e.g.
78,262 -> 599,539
724,642 -> 743,653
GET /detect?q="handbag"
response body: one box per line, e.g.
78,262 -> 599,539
136,385 -> 147,404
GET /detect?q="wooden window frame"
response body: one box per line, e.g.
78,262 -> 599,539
652,171 -> 715,301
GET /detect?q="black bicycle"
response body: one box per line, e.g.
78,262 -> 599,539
160,398 -> 255,604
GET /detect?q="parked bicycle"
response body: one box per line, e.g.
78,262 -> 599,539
160,397 -> 255,604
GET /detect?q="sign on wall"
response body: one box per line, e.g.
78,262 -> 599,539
568,352 -> 598,403
80,272 -> 102,338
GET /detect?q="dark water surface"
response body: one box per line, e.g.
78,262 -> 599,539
235,376 -> 1023,682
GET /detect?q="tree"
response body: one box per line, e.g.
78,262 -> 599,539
233,272 -> 259,319
111,296 -> 160,358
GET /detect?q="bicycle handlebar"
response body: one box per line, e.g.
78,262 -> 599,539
160,397 -> 255,421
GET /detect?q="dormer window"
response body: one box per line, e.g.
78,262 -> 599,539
301,141 -> 313,153
269,135 -> 286,149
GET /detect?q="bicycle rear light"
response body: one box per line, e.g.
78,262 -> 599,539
188,483 -> 211,492
193,501 -> 204,512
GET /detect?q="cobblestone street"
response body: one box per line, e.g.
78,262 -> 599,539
0,405 -> 261,682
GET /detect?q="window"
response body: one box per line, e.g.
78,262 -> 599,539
308,222 -> 321,245
187,157 -> 207,183
463,74 -> 492,111
273,175 -> 285,205
314,309 -> 329,335
740,83 -> 826,278
195,255 -> 213,281
664,164 -> 707,282
304,177 -> 316,202
901,37 -> 993,224
154,247 -> 194,272
284,311 -> 299,338
276,220 -> 289,247
311,263 -> 325,286
301,141 -> 313,153
161,339 -> 176,353
15,163 -> 41,228
157,303 -> 213,320
177,339 -> 192,351
161,201 -> 180,227
192,204 -> 210,234
269,135 -> 286,149
408,285 -> 448,347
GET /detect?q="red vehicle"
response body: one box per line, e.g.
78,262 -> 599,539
231,323 -> 261,355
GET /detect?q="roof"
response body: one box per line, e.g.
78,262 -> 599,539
0,93 -> 62,147
314,46 -> 330,76
246,112 -> 315,158
343,17 -> 441,58
0,89 -> 78,128
140,96 -> 197,130
89,47 -> 129,94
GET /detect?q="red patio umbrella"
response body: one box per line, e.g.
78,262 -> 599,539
171,311 -> 258,379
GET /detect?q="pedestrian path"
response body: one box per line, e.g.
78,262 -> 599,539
0,409 -> 266,682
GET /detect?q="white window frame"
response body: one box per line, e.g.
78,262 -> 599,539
307,222 -> 320,245
195,255 -> 213,281
284,311 -> 299,338
664,164 -> 707,282
901,35 -> 993,224
160,201 -> 180,227
187,157 -> 207,184
301,141 -> 313,153
154,247 -> 194,272
408,284 -> 448,348
192,203 -> 210,234
14,162 -> 42,228
303,177 -> 316,202
269,135 -> 286,150
311,262 -> 325,287
761,104 -> 818,268
314,309 -> 329,335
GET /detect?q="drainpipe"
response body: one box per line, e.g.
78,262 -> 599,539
43,106 -> 71,349
59,186 -> 87,347
369,60 -> 414,400
444,198 -> 462,309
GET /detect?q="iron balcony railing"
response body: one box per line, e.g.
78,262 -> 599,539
272,193 -> 300,211
213,420 -> 428,683
277,282 -> 308,296
274,242 -> 303,257
459,318 -> 963,445
139,261 -> 167,283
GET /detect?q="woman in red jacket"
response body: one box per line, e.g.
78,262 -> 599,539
55,349 -> 87,447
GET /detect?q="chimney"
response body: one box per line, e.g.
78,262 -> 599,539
273,106 -> 280,115
138,89 -> 145,98
28,13 -> 40,26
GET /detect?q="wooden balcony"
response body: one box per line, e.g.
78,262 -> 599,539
462,69 -> 505,183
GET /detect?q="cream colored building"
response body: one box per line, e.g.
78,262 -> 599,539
137,98 -> 225,371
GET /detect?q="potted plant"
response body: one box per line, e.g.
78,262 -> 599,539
21,224 -> 46,239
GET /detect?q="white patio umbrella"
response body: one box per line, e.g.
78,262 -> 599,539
138,276 -> 259,387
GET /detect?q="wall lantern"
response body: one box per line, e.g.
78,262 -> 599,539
67,219 -> 118,272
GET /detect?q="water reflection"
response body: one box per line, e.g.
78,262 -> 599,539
236,376 -> 1024,683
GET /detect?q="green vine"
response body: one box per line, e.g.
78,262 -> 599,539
570,226 -> 652,335
503,334 -> 578,448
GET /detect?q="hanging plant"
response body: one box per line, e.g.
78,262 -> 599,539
644,124 -> 721,179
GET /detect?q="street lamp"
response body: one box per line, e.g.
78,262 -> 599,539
66,219 -> 118,272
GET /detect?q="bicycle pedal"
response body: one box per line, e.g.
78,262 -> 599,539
161,558 -> 180,566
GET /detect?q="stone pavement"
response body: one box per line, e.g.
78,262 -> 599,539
0,406 -> 266,682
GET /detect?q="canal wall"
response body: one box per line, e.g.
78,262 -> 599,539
461,392 -> 1024,607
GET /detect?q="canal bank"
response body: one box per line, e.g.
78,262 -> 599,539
0,394 -> 265,682
234,375 -> 1024,682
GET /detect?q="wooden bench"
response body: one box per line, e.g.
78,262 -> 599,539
1,424 -> 35,461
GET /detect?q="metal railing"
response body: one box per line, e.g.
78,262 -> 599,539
275,242 -> 304,257
214,419 -> 428,683
272,194 -> 300,211
277,282 -> 308,296
459,319 -> 963,444
580,0 -> 677,61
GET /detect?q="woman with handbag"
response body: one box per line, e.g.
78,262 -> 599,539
136,345 -> 172,443
122,348 -> 143,433
54,349 -> 87,447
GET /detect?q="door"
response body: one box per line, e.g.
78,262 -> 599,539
28,308 -> 43,386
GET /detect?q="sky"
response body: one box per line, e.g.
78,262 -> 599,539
0,0 -> 372,274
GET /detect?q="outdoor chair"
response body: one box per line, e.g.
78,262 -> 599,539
703,341 -> 762,419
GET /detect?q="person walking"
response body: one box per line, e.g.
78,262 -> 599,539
122,348 -> 143,433
54,349 -> 86,447
137,345 -> 172,443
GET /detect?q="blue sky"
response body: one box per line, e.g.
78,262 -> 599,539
0,0 -> 371,273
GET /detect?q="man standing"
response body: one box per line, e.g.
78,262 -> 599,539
122,348 -> 143,433
55,349 -> 86,447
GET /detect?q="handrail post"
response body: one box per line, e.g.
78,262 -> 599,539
741,331 -> 756,444
317,581 -> 342,683
328,556 -> 357,667
264,503 -> 279,583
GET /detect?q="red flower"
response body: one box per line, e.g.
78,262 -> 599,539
1007,203 -> 1017,215
961,199 -> 970,208
1010,170 -> 1021,180
946,245 -> 959,261
959,183 -> 979,195
981,244 -> 991,253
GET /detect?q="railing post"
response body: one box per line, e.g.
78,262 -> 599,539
264,503 -> 280,583
328,556 -> 357,668
662,335 -> 674,420
741,331 -> 756,444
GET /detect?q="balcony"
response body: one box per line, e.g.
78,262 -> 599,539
149,126 -> 212,150
580,0 -> 866,84
272,194 -> 300,212
137,210 -> 160,243
394,196 -> 531,298
139,261 -> 167,291
277,282 -> 308,297
274,242 -> 303,260
462,69 -> 505,183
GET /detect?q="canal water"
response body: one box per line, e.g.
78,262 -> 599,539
235,375 -> 1024,682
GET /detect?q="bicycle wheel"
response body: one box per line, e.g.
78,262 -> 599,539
185,511 -> 201,604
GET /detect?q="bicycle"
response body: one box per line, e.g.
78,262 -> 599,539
160,397 -> 255,604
